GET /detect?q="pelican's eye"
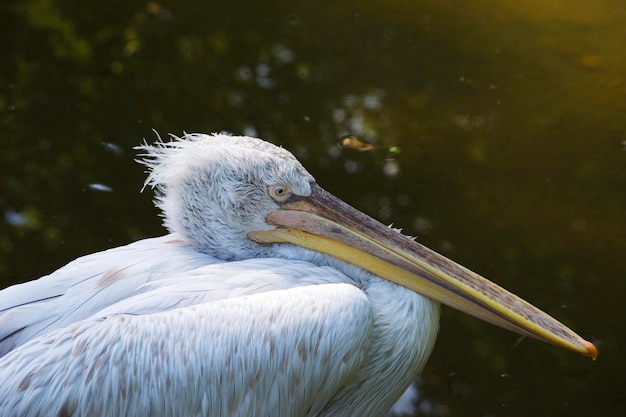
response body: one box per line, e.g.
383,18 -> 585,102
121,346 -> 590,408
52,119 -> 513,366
268,184 -> 292,202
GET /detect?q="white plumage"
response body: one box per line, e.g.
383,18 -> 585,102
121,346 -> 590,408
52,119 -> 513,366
0,133 -> 595,417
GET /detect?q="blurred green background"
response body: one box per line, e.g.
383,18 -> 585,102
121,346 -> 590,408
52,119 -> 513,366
2,0 -> 624,415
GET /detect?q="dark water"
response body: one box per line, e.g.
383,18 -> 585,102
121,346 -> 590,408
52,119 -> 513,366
2,1 -> 625,415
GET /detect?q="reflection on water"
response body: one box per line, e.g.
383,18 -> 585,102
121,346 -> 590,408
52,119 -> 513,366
2,0 -> 625,415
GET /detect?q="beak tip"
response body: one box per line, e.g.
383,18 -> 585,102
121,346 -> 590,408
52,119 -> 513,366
583,340 -> 598,361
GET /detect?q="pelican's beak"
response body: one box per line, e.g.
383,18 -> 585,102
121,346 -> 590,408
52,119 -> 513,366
249,183 -> 597,359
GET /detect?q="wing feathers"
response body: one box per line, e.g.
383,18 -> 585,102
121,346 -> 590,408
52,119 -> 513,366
0,284 -> 372,417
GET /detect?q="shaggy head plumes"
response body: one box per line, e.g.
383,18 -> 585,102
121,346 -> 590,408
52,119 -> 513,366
136,133 -> 315,260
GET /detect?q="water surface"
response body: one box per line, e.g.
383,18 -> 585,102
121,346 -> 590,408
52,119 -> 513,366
2,1 -> 625,415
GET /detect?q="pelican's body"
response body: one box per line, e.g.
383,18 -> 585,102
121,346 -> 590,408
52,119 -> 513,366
0,236 -> 435,416
0,134 -> 595,417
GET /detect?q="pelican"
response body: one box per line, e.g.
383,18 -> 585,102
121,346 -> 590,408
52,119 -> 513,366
0,133 -> 596,417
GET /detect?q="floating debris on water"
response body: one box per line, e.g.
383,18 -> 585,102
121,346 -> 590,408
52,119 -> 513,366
88,183 -> 114,192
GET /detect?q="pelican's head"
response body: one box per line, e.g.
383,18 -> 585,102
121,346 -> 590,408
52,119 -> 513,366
137,133 -> 597,360
137,133 -> 315,260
